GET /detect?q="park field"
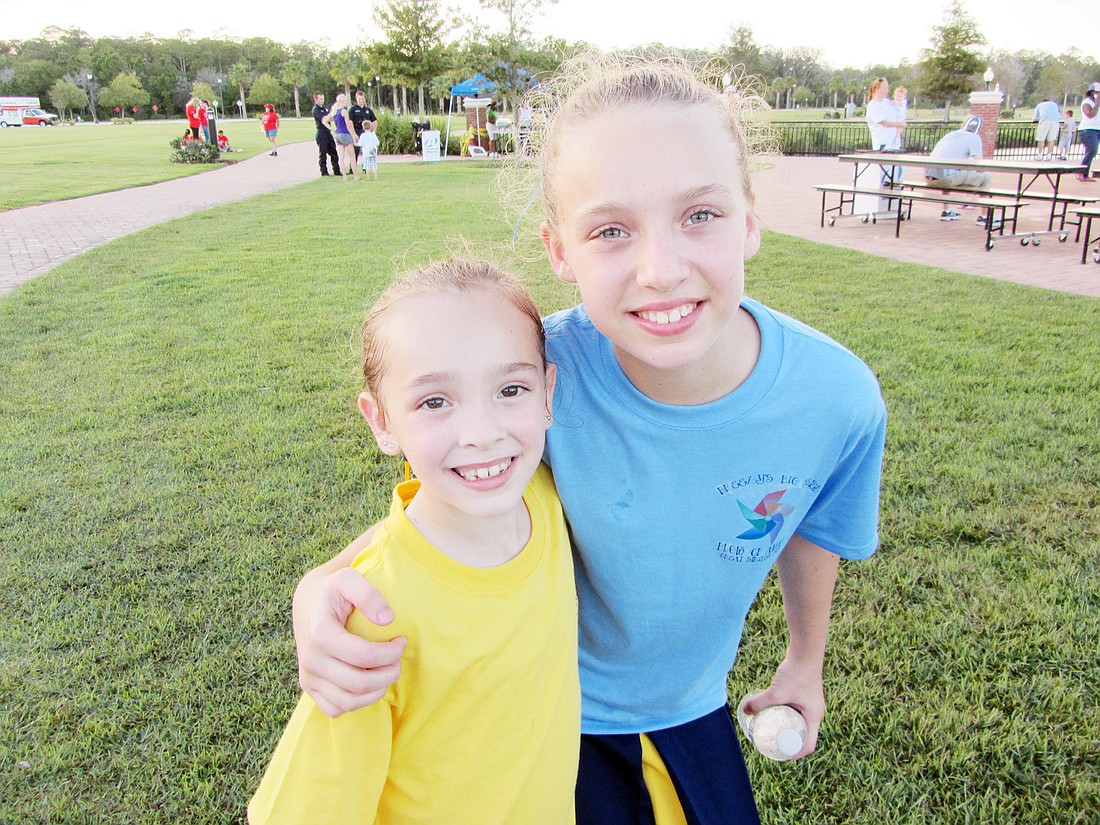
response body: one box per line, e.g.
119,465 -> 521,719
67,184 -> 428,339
0,118 -> 318,211
0,161 -> 1097,823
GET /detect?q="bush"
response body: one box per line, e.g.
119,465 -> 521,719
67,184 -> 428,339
169,138 -> 222,164
375,113 -> 465,157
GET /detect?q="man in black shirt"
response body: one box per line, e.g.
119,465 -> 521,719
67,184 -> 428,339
349,90 -> 378,163
312,91 -> 340,177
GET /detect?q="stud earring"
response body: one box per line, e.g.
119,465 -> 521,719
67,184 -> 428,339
545,413 -> 552,423
381,439 -> 396,449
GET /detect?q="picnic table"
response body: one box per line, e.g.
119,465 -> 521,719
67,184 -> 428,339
836,153 -> 1090,245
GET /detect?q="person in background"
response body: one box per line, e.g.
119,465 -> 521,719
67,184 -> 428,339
349,90 -> 378,164
1077,83 -> 1100,182
892,86 -> 908,151
198,99 -> 211,144
1058,109 -> 1077,162
203,99 -> 217,147
217,129 -> 232,152
185,97 -> 201,140
866,78 -> 906,185
261,104 -> 280,156
312,92 -> 341,177
925,116 -> 997,227
324,93 -> 362,181
1033,99 -> 1061,160
357,127 -> 381,180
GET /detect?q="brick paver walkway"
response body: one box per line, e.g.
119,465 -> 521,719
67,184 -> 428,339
754,156 -> 1100,298
2,149 -> 1097,298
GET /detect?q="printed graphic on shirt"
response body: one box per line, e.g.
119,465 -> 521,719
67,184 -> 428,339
714,473 -> 822,564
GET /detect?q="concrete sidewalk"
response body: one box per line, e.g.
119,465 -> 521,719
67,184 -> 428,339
2,148 -> 1097,299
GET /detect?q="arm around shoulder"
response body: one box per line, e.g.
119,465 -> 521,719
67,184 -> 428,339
292,522 -> 406,718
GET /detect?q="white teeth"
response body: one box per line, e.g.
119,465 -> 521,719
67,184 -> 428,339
638,303 -> 696,325
457,460 -> 510,481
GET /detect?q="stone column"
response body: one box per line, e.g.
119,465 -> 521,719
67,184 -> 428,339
969,89 -> 1004,159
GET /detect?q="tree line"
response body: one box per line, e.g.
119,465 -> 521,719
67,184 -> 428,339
1,0 -> 1095,122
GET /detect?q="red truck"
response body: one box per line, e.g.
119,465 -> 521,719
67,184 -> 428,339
0,97 -> 60,127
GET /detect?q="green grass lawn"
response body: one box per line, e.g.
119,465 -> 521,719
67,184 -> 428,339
1,163 -> 1098,823
0,119 -> 318,211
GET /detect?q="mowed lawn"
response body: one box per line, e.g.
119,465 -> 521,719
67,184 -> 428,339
0,118 -> 318,211
0,162 -> 1097,823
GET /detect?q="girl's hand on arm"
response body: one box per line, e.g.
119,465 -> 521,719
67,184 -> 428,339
741,534 -> 839,759
292,525 -> 406,718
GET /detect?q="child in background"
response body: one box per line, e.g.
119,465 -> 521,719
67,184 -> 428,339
217,130 -> 231,152
248,259 -> 578,825
260,104 -> 279,157
291,52 -> 886,824
1059,109 -> 1077,161
357,127 -> 380,179
892,86 -> 908,151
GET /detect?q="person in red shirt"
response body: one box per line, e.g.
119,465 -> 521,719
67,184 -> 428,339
261,104 -> 280,156
185,97 -> 201,140
198,99 -> 210,142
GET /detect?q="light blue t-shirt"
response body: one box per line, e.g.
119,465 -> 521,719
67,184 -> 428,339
1034,101 -> 1060,122
543,299 -> 887,735
926,129 -> 983,180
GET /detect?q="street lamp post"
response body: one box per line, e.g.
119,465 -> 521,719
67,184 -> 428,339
86,74 -> 99,124
983,67 -> 994,91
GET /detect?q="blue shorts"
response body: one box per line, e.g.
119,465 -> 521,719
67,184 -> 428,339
576,705 -> 760,825
264,129 -> 278,138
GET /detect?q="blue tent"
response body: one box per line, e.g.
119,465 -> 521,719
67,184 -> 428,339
450,74 -> 496,96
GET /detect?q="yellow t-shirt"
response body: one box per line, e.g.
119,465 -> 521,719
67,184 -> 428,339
249,464 -> 579,824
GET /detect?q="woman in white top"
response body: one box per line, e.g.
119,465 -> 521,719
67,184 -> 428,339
1077,82 -> 1100,182
866,78 -> 905,151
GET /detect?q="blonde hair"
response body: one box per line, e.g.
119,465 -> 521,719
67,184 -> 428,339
510,50 -> 771,230
361,258 -> 545,406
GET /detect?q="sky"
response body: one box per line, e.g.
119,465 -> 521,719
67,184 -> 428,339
0,0 -> 1093,69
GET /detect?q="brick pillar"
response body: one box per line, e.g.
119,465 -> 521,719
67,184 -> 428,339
463,97 -> 490,153
969,90 -> 1004,159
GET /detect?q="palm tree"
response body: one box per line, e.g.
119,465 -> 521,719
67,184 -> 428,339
228,62 -> 252,118
329,47 -> 362,103
282,59 -> 308,118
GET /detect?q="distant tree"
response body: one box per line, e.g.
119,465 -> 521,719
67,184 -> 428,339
989,50 -> 1027,109
1037,50 -> 1095,106
10,59 -> 63,99
329,47 -> 363,102
372,0 -> 458,116
99,71 -> 150,116
191,82 -> 216,103
721,24 -> 765,84
228,61 -> 252,117
282,59 -> 309,117
479,0 -> 556,111
248,73 -> 288,108
47,78 -> 86,119
918,0 -> 985,121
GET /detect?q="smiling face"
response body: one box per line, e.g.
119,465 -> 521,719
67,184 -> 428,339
540,102 -> 760,404
359,288 -> 555,530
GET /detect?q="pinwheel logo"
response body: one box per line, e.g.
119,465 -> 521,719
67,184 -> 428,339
735,490 -> 794,541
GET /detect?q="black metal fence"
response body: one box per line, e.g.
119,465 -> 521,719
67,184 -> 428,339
774,120 -> 1085,160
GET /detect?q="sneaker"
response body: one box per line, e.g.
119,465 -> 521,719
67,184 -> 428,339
1078,174 -> 1096,183
940,210 -> 961,221
1033,154 -> 1043,160
977,217 -> 1003,230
